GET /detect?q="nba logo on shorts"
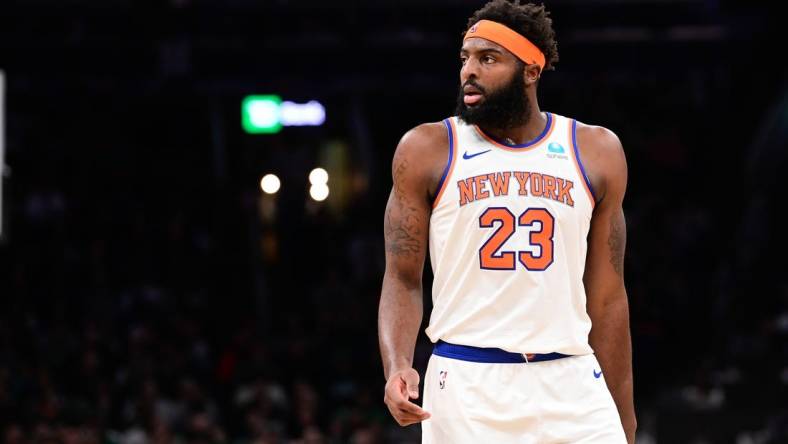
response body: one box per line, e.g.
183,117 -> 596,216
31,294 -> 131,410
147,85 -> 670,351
439,371 -> 448,389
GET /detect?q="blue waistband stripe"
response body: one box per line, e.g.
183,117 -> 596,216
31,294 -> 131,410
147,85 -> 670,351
433,340 -> 571,364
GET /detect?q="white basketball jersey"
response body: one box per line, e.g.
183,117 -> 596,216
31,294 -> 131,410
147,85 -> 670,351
426,112 -> 597,355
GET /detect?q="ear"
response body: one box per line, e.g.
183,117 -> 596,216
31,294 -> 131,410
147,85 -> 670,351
524,63 -> 542,86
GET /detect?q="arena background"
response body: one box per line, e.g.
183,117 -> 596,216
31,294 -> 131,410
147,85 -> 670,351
0,0 -> 785,443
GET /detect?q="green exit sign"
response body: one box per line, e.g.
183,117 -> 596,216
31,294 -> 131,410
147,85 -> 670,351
242,95 -> 283,134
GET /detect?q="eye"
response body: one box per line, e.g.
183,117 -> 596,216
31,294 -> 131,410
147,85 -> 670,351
482,55 -> 496,63
460,56 -> 468,65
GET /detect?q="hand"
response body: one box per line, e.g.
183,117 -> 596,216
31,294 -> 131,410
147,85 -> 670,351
383,368 -> 431,426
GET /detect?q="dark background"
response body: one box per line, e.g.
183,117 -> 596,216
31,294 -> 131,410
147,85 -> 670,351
0,0 -> 786,443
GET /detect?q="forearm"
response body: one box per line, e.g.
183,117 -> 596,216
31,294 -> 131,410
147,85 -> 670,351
378,272 -> 423,380
589,292 -> 636,441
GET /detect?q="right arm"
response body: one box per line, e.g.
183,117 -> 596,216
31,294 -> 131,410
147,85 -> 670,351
379,122 -> 447,426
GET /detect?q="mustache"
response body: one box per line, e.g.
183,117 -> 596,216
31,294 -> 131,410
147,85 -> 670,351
462,79 -> 486,94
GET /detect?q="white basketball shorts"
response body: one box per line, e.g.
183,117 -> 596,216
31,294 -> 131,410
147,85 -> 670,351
421,341 -> 626,443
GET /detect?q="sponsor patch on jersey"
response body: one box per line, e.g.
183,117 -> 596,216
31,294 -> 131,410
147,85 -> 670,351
547,142 -> 568,159
548,142 -> 565,153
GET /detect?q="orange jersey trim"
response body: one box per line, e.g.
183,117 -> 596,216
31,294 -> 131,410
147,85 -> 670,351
474,112 -> 555,153
568,119 -> 597,209
432,117 -> 458,209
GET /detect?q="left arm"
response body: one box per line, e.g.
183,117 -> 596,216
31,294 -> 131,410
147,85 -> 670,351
579,125 -> 636,443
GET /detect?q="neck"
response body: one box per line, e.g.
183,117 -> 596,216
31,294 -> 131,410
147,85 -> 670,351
481,101 -> 545,146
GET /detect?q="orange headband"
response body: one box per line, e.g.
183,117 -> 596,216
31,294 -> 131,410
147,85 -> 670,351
464,20 -> 546,70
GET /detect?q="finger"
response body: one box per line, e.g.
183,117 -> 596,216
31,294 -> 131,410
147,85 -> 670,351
387,398 -> 424,418
394,413 -> 430,426
401,371 -> 421,399
395,417 -> 419,427
397,407 -> 431,420
395,408 -> 431,423
395,398 -> 429,416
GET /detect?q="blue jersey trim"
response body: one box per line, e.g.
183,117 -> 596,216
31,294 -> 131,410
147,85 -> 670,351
477,112 -> 552,148
433,340 -> 570,364
571,119 -> 597,201
432,118 -> 454,206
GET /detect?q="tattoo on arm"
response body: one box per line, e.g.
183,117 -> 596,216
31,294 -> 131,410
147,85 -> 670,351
385,206 -> 421,256
608,211 -> 626,277
385,158 -> 424,257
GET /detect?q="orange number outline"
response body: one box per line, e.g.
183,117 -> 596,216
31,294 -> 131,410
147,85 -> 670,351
518,207 -> 555,271
478,207 -> 517,270
478,206 -> 555,271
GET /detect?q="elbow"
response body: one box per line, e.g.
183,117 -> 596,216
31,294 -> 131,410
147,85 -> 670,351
383,268 -> 423,294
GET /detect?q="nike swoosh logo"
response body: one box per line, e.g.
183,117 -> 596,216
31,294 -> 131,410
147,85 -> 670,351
463,149 -> 491,160
593,369 -> 603,379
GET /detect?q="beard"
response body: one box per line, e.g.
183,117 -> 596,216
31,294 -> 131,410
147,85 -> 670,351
455,68 -> 531,130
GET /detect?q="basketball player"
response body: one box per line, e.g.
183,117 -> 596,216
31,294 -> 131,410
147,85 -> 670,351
378,1 -> 636,442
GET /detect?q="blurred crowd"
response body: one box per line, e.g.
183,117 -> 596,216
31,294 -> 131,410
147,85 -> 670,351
1,186 -> 396,443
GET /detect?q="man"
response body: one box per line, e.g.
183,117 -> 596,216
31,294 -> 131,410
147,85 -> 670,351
378,0 -> 636,442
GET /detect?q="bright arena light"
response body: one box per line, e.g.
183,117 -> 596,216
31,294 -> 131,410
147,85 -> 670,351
242,95 -> 283,134
241,96 -> 325,134
260,174 -> 281,194
309,183 -> 329,201
308,167 -> 329,185
281,100 -> 326,126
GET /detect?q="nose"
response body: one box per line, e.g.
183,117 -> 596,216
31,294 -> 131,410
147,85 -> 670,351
460,57 -> 480,84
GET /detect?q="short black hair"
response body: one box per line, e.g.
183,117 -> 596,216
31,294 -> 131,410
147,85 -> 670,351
466,0 -> 559,71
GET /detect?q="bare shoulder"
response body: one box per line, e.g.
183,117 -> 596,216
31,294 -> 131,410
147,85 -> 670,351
397,121 -> 447,152
575,122 -> 626,170
392,121 -> 450,199
574,122 -> 627,202
393,121 -> 448,169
